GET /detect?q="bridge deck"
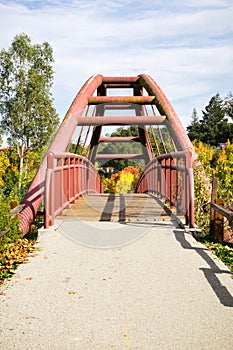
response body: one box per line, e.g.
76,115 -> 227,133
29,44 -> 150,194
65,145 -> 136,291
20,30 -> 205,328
58,193 -> 173,223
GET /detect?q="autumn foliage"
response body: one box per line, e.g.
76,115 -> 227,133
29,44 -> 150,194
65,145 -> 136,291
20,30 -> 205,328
102,166 -> 141,194
193,140 -> 233,235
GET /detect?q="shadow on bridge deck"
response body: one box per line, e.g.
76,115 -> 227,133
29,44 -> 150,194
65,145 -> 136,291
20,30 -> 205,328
54,193 -> 182,249
57,193 -> 174,223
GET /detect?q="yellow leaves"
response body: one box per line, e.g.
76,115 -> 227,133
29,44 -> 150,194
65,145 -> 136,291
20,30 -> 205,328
103,166 -> 141,194
193,141 -> 214,168
115,171 -> 134,194
225,139 -> 233,161
0,152 -> 10,186
0,238 -> 37,283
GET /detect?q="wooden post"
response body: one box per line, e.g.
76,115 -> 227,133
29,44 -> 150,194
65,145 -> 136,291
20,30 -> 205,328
210,177 -> 224,243
214,198 -> 224,243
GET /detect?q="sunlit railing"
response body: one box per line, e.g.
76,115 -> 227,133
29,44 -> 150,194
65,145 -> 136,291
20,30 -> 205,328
136,150 -> 194,227
44,152 -> 103,228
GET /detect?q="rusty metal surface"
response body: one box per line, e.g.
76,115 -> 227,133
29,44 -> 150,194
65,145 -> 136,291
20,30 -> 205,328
77,116 -> 165,126
101,76 -> 138,84
99,136 -> 140,142
95,153 -> 145,160
88,96 -> 156,105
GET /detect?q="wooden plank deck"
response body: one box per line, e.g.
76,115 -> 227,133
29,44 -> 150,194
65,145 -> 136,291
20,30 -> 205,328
58,193 -> 172,222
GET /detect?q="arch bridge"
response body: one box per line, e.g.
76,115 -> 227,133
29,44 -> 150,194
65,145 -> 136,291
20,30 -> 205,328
19,74 -> 195,234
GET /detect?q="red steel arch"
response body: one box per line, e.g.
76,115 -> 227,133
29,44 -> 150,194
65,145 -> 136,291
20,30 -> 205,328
19,74 -> 195,233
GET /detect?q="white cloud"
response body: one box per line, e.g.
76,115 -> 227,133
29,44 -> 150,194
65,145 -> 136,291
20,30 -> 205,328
0,0 -> 232,128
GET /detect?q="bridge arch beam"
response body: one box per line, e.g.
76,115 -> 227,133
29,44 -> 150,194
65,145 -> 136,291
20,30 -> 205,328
19,74 -> 195,234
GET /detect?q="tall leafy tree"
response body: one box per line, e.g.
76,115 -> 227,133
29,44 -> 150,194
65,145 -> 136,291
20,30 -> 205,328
0,33 -> 59,192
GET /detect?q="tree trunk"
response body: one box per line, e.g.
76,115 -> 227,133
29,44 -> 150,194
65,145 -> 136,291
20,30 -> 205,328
17,144 -> 25,194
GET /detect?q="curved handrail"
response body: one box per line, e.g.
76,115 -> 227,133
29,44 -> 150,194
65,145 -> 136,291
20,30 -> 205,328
44,152 -> 103,228
136,150 -> 194,227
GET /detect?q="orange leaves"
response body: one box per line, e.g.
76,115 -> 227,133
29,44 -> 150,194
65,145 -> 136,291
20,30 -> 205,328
102,166 -> 141,194
0,238 -> 37,283
0,152 -> 10,187
193,141 -> 214,171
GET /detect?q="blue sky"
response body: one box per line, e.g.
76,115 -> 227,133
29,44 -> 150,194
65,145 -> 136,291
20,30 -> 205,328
0,0 -> 232,130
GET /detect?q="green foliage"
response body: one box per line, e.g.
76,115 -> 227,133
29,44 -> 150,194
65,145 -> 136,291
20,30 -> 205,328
149,126 -> 175,155
67,143 -> 88,157
193,163 -> 211,233
193,141 -> 233,241
224,92 -> 233,121
0,33 -> 59,151
0,151 -> 10,187
206,243 -> 233,273
187,108 -> 201,141
187,94 -> 233,146
192,142 -> 214,234
0,195 -> 21,253
215,140 -> 233,207
0,33 -> 59,193
192,142 -> 212,233
1,148 -> 19,199
98,126 -> 144,172
0,194 -> 38,282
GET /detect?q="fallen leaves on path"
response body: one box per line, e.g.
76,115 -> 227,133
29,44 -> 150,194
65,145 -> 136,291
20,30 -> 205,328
0,238 -> 39,285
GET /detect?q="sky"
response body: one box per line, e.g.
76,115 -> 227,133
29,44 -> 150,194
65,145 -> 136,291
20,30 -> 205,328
0,0 -> 232,131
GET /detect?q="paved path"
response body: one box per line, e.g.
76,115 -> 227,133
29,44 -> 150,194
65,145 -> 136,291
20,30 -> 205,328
1,222 -> 233,349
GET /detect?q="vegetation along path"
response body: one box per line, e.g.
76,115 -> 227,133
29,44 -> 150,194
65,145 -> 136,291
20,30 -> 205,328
1,220 -> 233,349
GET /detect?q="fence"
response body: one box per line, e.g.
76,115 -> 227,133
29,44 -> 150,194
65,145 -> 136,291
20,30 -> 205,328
44,152 -> 103,228
136,150 -> 194,227
209,177 -> 233,243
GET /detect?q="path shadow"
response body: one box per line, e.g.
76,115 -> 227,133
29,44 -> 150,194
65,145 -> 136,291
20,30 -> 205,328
100,193 -> 115,221
174,229 -> 233,307
119,194 -> 126,222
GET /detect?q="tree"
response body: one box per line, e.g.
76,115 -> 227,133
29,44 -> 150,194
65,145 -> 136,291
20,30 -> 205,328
201,94 -> 230,145
0,33 -> 59,193
187,108 -> 201,141
224,93 -> 233,124
187,94 -> 233,146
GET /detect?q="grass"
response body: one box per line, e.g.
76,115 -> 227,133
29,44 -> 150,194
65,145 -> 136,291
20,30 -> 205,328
205,241 -> 233,274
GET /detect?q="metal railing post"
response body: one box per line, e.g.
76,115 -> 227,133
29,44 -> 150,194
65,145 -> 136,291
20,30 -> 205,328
44,152 -> 55,228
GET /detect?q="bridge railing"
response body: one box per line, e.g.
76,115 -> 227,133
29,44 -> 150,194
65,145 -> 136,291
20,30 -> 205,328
136,150 -> 194,227
44,152 -> 103,228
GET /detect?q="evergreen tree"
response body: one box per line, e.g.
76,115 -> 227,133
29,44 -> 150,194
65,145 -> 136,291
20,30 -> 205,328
225,93 -> 233,121
187,108 -> 201,141
187,94 -> 233,146
0,33 -> 59,192
201,94 -> 231,146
